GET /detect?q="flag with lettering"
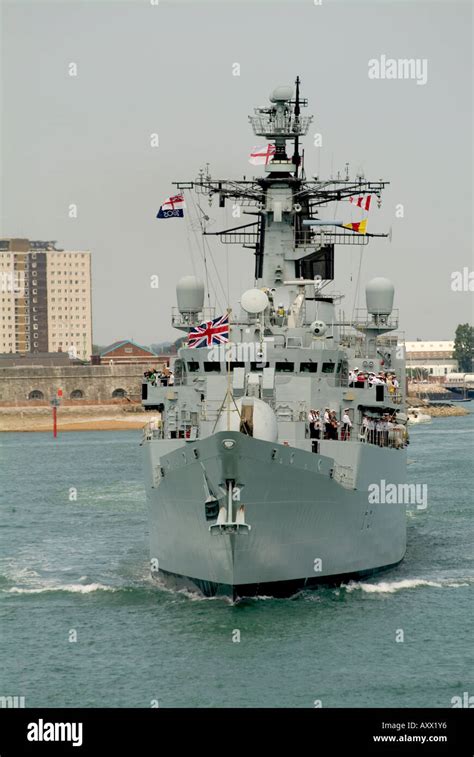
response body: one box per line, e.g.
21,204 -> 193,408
156,194 -> 185,219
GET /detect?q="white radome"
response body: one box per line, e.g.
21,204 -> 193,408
366,277 -> 395,316
176,275 -> 205,313
240,288 -> 269,314
215,398 -> 278,442
270,85 -> 294,103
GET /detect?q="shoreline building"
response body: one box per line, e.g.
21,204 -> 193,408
0,239 -> 92,361
404,340 -> 457,379
91,340 -> 160,366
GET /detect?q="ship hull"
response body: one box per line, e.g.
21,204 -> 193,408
143,431 -> 407,599
152,562 -> 403,600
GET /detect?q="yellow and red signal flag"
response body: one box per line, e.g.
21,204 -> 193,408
342,219 -> 367,234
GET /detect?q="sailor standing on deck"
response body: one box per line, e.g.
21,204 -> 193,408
330,410 -> 339,440
383,414 -> 390,446
314,413 -> 322,439
324,408 -> 331,439
361,415 -> 369,442
368,416 -> 375,444
160,366 -> 171,386
342,409 -> 352,441
375,418 -> 382,447
308,409 -> 321,439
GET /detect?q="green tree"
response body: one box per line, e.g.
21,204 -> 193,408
453,324 -> 474,372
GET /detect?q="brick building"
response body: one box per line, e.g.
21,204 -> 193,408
92,340 -> 161,366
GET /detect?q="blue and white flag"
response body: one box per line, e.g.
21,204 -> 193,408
156,194 -> 185,219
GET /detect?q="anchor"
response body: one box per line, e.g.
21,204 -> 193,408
209,480 -> 251,535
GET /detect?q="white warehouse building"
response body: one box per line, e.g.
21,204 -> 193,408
404,341 -> 458,378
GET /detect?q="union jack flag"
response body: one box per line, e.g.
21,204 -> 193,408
188,314 -> 229,348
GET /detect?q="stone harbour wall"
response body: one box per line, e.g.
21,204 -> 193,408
0,363 -> 164,403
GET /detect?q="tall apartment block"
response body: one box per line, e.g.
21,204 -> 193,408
0,239 -> 92,360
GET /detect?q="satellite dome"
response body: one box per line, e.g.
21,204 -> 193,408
270,85 -> 294,103
366,277 -> 394,316
176,276 -> 205,314
240,288 -> 269,314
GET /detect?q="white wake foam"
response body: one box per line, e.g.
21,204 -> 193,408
345,578 -> 470,594
5,582 -> 119,595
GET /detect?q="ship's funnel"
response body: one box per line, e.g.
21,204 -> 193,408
366,277 -> 394,317
176,276 -> 205,314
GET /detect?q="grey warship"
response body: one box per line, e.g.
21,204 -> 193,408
141,79 -> 407,599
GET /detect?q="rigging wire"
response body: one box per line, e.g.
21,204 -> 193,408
225,200 -> 231,309
189,191 -> 212,307
185,190 -> 220,308
183,194 -> 197,279
351,246 -> 364,323
187,188 -> 228,312
202,234 -> 227,312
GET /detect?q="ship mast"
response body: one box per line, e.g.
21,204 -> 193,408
293,75 -> 301,178
174,78 -> 391,298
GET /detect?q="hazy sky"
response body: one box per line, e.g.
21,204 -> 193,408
1,0 -> 472,346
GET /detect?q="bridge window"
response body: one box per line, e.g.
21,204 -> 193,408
300,362 -> 318,373
322,362 -> 335,374
187,361 -> 200,372
230,362 -> 245,370
204,362 -> 221,372
250,361 -> 269,371
275,362 -> 294,373
28,390 -> 44,400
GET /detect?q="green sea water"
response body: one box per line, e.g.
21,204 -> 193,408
1,407 -> 472,708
